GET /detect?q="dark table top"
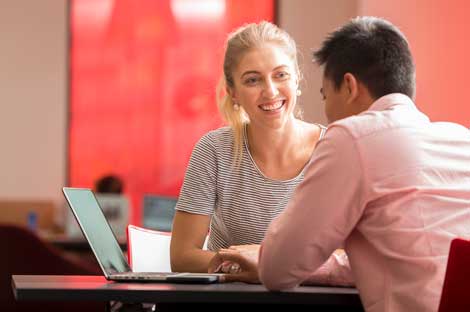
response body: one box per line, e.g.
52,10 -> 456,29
12,275 -> 363,307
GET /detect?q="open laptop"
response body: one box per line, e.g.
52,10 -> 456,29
63,187 -> 220,284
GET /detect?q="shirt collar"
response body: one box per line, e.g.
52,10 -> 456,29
367,93 -> 415,112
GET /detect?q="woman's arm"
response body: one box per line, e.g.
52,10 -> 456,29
170,131 -> 219,273
170,210 -> 215,272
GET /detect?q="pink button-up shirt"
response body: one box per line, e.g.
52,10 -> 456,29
259,93 -> 470,312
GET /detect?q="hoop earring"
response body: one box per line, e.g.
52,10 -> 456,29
296,89 -> 302,96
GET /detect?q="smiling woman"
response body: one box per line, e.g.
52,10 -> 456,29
217,22 -> 304,166
168,22 -> 348,283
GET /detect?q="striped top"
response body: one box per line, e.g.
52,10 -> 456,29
175,124 -> 326,251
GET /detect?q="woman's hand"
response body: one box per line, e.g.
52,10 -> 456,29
228,244 -> 260,264
208,245 -> 261,283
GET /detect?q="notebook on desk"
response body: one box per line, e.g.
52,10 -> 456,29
62,187 -> 220,284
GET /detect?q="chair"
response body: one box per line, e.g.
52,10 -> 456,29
0,224 -> 105,312
438,238 -> 470,312
127,224 -> 172,272
127,224 -> 208,272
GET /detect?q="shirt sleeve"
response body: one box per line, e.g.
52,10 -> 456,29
258,125 -> 367,290
303,249 -> 354,287
175,133 -> 218,216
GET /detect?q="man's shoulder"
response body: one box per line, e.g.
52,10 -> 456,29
432,121 -> 470,136
327,94 -> 423,140
329,110 -> 469,142
327,111 -> 384,140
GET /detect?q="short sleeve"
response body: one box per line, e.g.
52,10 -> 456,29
175,133 -> 218,215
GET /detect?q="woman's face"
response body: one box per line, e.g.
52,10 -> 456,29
229,43 -> 298,130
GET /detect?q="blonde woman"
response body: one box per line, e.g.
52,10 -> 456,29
170,21 -> 350,285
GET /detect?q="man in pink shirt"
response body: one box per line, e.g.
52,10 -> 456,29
212,17 -> 470,312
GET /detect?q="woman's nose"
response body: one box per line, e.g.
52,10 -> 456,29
263,79 -> 279,99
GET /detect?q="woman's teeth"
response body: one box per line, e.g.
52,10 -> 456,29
260,101 -> 284,111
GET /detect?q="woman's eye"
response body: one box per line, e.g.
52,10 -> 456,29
275,71 -> 290,80
244,77 -> 259,85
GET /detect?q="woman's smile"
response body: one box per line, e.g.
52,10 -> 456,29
258,99 -> 286,112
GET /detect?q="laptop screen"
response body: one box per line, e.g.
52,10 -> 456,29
63,188 -> 130,275
142,195 -> 177,232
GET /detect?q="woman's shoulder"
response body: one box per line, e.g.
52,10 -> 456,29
195,126 -> 235,154
204,126 -> 233,138
297,120 -> 327,140
200,126 -> 234,143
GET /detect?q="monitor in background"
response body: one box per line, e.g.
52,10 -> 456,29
142,195 -> 177,232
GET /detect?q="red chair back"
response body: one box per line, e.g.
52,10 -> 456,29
438,238 -> 470,312
0,224 -> 104,312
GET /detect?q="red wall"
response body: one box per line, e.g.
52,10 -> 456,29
361,0 -> 470,127
69,0 -> 274,225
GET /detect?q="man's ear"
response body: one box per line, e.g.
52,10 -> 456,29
343,73 -> 359,104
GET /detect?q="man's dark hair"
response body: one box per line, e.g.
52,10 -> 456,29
313,16 -> 416,100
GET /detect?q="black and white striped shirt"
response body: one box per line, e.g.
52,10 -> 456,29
176,125 -> 326,251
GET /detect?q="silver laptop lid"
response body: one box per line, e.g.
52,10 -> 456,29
63,187 -> 131,277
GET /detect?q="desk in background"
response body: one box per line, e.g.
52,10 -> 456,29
12,275 -> 363,310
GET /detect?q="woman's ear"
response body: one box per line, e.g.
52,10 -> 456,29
296,70 -> 304,92
226,86 -> 236,102
343,73 -> 359,104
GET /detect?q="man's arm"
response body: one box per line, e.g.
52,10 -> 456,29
258,126 -> 368,290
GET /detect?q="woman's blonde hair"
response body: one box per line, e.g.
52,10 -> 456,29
216,21 -> 301,166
